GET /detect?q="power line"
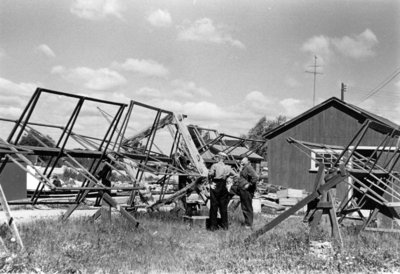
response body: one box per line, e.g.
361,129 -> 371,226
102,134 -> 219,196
305,55 -> 323,106
359,67 -> 400,103
345,85 -> 398,94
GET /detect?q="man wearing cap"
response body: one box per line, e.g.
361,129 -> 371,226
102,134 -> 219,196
208,152 -> 236,230
238,157 -> 258,229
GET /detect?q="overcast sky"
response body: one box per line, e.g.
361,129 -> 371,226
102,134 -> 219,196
1,0 -> 399,138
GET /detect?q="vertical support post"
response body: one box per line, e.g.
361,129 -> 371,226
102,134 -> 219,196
308,165 -> 343,247
0,184 -> 24,251
101,196 -> 112,223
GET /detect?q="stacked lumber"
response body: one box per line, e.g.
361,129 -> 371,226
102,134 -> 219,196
258,193 -> 285,212
277,188 -> 307,206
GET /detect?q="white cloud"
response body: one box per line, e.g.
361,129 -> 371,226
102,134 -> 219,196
301,35 -> 331,64
284,77 -> 302,88
243,90 -> 310,120
70,0 -> 124,20
151,99 -> 184,113
171,79 -> 211,98
112,58 -> 169,78
147,9 -> 172,27
302,29 -> 379,61
0,77 -> 37,118
0,106 -> 23,119
36,44 -> 56,58
0,48 -> 5,59
182,101 -> 231,120
131,92 -> 283,136
51,65 -> 127,91
177,18 -> 245,49
245,91 -> 271,103
332,29 -> 378,59
0,77 -> 36,99
136,87 -> 162,98
244,91 -> 274,115
279,98 -> 306,117
302,35 -> 331,54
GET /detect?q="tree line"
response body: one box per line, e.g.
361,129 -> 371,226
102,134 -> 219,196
246,115 -> 287,159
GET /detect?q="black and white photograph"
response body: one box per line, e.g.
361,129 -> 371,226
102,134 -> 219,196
0,0 -> 399,273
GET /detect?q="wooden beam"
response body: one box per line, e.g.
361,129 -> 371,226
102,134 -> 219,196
245,168 -> 347,243
0,184 -> 24,251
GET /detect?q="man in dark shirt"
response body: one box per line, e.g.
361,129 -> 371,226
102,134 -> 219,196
238,157 -> 258,229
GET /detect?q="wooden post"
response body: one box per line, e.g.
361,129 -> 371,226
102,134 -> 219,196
308,165 -> 343,247
101,196 -> 112,223
0,184 -> 24,251
246,168 -> 347,243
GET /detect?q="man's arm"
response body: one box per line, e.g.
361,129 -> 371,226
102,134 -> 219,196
227,166 -> 238,177
209,164 -> 216,177
247,165 -> 259,185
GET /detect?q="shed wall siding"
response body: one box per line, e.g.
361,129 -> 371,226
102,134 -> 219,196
268,106 -> 397,199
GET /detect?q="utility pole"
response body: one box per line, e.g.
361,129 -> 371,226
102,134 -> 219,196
341,83 -> 347,101
305,55 -> 323,106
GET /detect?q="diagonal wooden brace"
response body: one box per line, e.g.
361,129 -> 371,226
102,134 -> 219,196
246,167 -> 347,243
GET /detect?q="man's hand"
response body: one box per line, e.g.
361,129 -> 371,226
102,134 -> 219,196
210,182 -> 216,190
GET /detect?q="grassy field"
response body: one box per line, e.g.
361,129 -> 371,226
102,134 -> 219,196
1,210 -> 400,273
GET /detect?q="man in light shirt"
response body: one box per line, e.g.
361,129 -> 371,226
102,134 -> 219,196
208,152 -> 236,230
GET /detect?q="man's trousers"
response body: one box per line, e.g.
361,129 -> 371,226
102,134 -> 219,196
238,188 -> 254,227
209,179 -> 229,230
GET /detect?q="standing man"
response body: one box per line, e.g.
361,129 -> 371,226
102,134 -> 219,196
238,157 -> 258,229
208,152 -> 236,230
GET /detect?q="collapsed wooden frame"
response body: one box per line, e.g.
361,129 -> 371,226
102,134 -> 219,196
0,88 -> 206,223
0,87 -> 265,230
247,119 -> 400,243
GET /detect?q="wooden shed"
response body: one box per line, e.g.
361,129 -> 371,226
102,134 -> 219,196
263,97 -> 400,201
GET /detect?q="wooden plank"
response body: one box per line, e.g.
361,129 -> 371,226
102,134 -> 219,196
364,227 -> 400,233
260,199 -> 286,210
60,204 -> 80,222
149,177 -> 204,211
101,198 -> 111,223
91,208 -> 102,221
55,186 -> 144,191
316,202 -> 332,209
279,197 -> 299,206
173,113 -> 208,176
348,169 -> 388,175
246,170 -> 347,242
102,193 -> 140,227
0,184 -> 24,251
277,189 -> 305,199
327,191 -> 343,247
385,202 -> 400,207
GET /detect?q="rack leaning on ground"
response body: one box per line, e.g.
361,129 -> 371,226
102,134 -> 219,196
247,119 -> 400,245
0,87 -> 266,252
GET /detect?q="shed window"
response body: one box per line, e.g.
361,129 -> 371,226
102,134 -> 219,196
310,149 -> 342,171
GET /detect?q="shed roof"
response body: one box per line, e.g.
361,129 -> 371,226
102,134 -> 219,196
263,97 -> 400,140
